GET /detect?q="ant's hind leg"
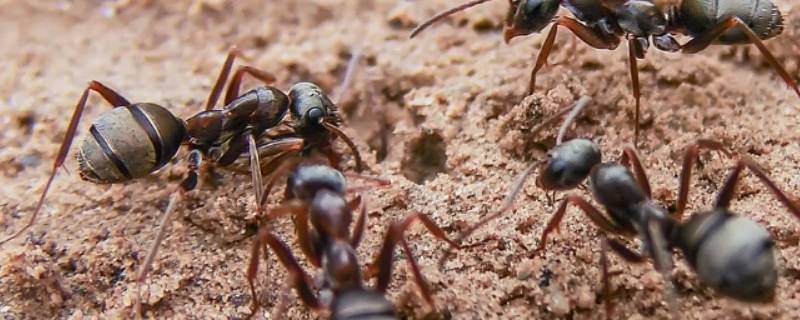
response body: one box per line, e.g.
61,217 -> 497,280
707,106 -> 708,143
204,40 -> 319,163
681,16 -> 800,99
714,156 -> 800,219
247,226 -> 322,317
133,150 -> 203,318
673,139 -> 731,220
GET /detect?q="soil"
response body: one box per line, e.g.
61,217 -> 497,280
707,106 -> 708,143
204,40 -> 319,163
1,1 -> 799,319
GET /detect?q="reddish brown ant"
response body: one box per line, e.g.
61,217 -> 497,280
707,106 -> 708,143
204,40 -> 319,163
0,47 -> 364,317
247,163 -> 460,319
443,97 -> 800,317
410,0 -> 800,145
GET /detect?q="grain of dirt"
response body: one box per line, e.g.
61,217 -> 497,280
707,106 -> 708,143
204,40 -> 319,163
0,1 -> 799,319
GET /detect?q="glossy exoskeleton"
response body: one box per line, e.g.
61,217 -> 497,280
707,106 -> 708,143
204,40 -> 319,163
0,47 -> 364,317
446,98 -> 800,317
247,164 -> 459,319
410,0 -> 800,144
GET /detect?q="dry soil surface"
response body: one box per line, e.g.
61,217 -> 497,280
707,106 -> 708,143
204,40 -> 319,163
1,1 -> 799,319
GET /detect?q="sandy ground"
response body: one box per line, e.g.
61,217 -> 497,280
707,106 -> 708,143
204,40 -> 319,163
0,0 -> 799,319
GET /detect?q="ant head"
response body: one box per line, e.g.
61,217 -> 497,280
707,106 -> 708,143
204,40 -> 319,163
538,139 -> 601,190
288,82 -> 334,128
288,165 -> 346,201
679,210 -> 778,302
504,0 -> 560,43
610,0 -> 668,36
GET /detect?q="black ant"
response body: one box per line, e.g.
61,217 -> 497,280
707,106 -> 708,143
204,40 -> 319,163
246,163 -> 460,319
410,0 -> 800,144
444,97 -> 800,317
0,47 -> 364,317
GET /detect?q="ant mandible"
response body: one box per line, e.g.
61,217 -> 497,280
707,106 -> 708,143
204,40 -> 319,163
410,0 -> 800,145
247,163 -> 460,319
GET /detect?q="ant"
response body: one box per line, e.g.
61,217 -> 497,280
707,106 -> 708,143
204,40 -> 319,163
246,163 -> 460,319
0,46 -> 364,317
410,0 -> 800,145
444,96 -> 800,317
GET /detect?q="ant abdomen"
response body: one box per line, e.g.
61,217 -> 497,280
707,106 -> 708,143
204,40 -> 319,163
77,103 -> 186,184
330,289 -> 396,320
538,138 -> 601,190
676,209 -> 778,302
680,0 -> 784,43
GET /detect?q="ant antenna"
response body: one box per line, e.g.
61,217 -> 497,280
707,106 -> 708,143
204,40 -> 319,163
409,0 -> 498,38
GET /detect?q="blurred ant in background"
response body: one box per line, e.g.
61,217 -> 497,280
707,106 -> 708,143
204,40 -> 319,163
411,0 -> 800,145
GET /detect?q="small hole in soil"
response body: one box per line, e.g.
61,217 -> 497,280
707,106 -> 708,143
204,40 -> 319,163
15,111 -> 36,135
401,130 -> 447,184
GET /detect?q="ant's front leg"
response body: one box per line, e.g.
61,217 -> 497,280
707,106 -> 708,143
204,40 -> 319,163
536,195 -> 629,253
372,212 -> 460,308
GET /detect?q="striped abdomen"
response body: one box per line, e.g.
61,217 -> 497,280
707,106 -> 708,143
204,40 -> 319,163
680,0 -> 784,43
77,103 -> 186,184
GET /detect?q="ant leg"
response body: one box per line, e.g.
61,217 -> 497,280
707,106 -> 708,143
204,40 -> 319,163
223,65 -> 278,105
321,121 -> 364,172
248,137 -> 304,206
674,139 -> 731,220
217,133 -> 250,166
348,195 -> 367,248
205,46 -> 244,110
134,189 -> 184,319
408,0 -> 494,38
0,81 -> 130,246
265,200 -> 321,267
643,217 -> 679,319
714,156 -> 800,219
344,174 -> 391,194
332,49 -> 361,103
627,38 -> 643,146
619,146 -> 652,198
526,95 -> 592,144
259,154 -> 303,208
600,237 -> 612,320
527,17 -> 620,95
438,163 -> 540,267
247,132 -> 265,210
211,131 -> 267,214
555,96 -> 592,145
247,226 -> 323,316
601,237 -> 646,320
257,138 -> 305,165
134,150 -> 202,318
536,195 -> 627,253
681,16 -> 800,99
373,212 -> 460,307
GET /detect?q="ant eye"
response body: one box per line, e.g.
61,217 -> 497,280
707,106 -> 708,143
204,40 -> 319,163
307,107 -> 325,124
